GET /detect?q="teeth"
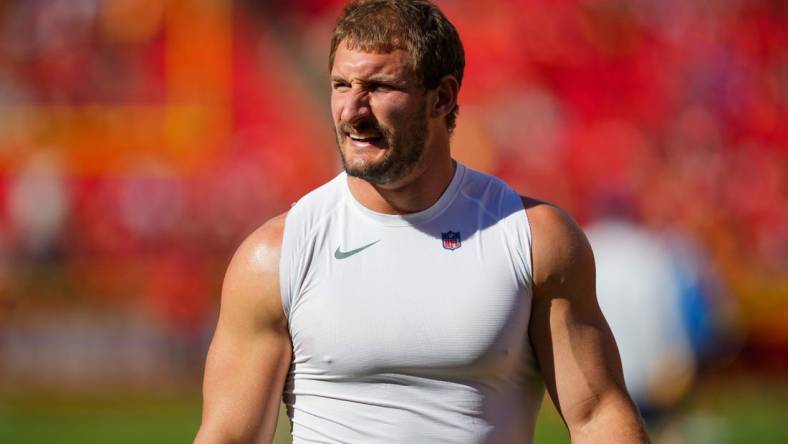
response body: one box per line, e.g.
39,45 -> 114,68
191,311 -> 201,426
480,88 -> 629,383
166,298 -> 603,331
349,134 -> 379,141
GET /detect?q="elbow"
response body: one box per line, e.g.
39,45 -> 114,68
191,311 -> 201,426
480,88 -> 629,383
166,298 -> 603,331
563,393 -> 604,434
564,392 -> 650,443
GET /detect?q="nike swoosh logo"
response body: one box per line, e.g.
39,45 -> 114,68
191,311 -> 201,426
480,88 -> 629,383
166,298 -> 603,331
334,240 -> 380,259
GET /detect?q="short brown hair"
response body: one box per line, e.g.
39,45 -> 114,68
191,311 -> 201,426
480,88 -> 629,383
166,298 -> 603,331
329,0 -> 465,132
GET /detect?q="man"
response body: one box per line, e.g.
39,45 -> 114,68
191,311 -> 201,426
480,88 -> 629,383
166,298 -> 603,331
195,1 -> 650,442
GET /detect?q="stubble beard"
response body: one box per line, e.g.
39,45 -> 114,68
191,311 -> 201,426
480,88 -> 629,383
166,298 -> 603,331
335,106 -> 428,186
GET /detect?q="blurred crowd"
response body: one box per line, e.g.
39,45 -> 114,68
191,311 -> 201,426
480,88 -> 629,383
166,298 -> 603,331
0,0 -> 785,391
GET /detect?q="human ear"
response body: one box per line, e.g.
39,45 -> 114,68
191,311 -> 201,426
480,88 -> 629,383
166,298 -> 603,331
430,75 -> 459,119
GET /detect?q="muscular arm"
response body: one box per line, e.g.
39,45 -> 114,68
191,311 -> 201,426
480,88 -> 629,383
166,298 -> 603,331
195,214 -> 292,444
525,199 -> 650,443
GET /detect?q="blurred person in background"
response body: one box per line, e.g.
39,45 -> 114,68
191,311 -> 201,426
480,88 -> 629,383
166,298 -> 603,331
586,193 -> 739,443
195,1 -> 649,443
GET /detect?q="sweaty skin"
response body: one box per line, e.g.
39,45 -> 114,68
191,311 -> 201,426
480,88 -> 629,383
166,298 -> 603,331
195,42 -> 650,443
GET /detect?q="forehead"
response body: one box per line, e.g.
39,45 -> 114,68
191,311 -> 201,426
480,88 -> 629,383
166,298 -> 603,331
331,40 -> 415,82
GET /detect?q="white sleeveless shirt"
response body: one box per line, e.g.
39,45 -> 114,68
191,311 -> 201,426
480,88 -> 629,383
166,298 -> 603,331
279,163 -> 544,443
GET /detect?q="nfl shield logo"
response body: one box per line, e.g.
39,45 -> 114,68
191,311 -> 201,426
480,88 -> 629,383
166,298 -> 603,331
441,231 -> 462,250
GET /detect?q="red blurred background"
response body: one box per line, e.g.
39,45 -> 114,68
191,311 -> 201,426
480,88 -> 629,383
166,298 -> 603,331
0,0 -> 785,398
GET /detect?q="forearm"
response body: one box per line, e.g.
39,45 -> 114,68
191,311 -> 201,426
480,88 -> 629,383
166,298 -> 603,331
566,391 -> 651,444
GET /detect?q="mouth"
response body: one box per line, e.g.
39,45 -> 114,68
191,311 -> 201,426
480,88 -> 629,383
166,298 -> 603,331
339,120 -> 387,148
347,132 -> 384,144
343,127 -> 387,149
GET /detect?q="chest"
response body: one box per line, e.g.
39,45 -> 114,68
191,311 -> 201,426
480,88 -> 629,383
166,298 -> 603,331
288,218 -> 532,379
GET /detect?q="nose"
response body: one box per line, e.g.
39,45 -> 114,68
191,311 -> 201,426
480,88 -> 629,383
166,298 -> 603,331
341,87 -> 371,125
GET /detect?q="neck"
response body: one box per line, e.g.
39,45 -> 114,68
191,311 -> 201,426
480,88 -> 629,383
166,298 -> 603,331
347,153 -> 456,215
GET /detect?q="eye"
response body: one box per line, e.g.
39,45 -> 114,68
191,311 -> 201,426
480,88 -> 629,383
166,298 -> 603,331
332,81 -> 349,91
368,82 -> 392,92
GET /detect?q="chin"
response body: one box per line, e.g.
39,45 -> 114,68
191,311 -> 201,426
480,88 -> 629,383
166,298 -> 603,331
342,149 -> 388,174
343,155 -> 373,171
345,163 -> 384,182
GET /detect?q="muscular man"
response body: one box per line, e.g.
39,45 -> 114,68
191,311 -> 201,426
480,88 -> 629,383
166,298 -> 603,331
195,1 -> 650,442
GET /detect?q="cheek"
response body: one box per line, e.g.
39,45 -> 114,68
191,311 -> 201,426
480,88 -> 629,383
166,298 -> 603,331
376,100 -> 423,128
369,96 -> 409,123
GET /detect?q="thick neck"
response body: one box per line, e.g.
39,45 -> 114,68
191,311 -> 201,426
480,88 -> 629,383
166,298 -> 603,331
347,146 -> 456,215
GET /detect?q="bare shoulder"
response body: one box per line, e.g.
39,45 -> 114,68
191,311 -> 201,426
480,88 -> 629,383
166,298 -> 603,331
220,212 -> 289,330
226,212 -> 287,284
520,196 -> 594,291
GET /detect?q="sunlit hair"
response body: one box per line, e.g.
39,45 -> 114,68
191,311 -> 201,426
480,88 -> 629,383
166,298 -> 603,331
329,0 -> 465,133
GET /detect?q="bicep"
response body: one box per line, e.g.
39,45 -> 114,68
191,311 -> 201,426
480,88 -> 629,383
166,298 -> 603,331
196,217 -> 292,444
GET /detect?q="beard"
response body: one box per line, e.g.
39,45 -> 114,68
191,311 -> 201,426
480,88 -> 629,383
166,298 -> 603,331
335,105 -> 428,185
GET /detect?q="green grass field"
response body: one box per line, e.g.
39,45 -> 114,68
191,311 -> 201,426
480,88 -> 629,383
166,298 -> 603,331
1,381 -> 786,443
